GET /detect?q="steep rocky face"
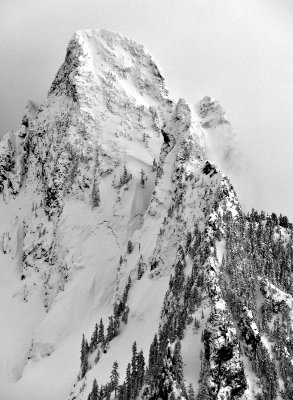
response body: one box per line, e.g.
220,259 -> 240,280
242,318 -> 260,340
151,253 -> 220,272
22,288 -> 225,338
0,29 -> 292,400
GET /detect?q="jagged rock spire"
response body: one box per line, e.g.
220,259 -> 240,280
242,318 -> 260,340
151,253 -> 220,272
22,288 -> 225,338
196,95 -> 229,129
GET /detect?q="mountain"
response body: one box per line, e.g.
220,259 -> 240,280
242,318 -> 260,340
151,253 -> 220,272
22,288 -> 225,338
0,29 -> 292,400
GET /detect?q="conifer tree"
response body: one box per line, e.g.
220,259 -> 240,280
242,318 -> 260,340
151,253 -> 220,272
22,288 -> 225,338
100,385 -> 105,400
122,276 -> 131,305
148,334 -> 159,383
110,361 -> 120,397
122,306 -> 130,324
137,350 -> 145,391
98,318 -> 105,347
120,166 -> 132,186
107,316 -> 115,342
125,363 -> 132,400
131,341 -> 138,398
186,231 -> 192,250
106,384 -> 111,400
194,317 -> 200,331
92,179 -> 100,208
94,349 -> 101,364
187,383 -> 195,400
113,301 -> 120,319
80,334 -> 89,379
173,341 -> 184,384
113,314 -> 120,337
90,323 -> 99,351
123,166 -> 128,184
137,256 -> 145,280
118,383 -> 125,400
127,240 -> 133,254
140,169 -> 147,187
88,379 -> 98,400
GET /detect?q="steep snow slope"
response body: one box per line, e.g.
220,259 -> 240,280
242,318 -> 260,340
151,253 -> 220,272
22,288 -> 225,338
0,29 -> 292,400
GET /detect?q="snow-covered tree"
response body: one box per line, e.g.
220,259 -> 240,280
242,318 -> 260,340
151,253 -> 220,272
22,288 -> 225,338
110,361 -> 120,397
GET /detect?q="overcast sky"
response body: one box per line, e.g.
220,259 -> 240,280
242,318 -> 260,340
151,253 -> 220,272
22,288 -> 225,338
1,0 -> 293,218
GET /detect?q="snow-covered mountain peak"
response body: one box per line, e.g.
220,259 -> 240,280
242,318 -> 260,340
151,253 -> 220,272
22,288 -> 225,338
1,29 -> 293,400
49,28 -> 169,109
41,28 -> 174,204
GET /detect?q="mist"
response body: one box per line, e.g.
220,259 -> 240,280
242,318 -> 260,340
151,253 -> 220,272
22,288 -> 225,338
1,0 -> 293,218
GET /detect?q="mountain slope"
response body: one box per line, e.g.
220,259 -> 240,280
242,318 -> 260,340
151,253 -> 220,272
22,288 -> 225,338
0,29 -> 292,400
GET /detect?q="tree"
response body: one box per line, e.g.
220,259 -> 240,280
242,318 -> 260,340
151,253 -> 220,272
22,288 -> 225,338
194,317 -> 200,331
99,385 -> 105,400
113,314 -> 120,337
80,334 -> 89,379
122,276 -> 132,305
120,166 -> 132,186
187,383 -> 195,400
98,318 -> 105,347
123,166 -> 128,184
125,363 -> 132,400
105,384 -> 111,400
113,301 -> 120,319
131,342 -> 138,397
88,379 -> 99,400
107,316 -> 115,342
173,341 -> 184,384
94,349 -> 101,364
118,383 -> 126,400
137,256 -> 144,280
122,306 -> 130,324
140,169 -> 147,187
90,323 -> 98,351
110,361 -> 120,397
148,334 -> 159,381
137,350 -> 145,391
92,178 -> 100,208
127,241 -> 133,254
186,231 -> 192,250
